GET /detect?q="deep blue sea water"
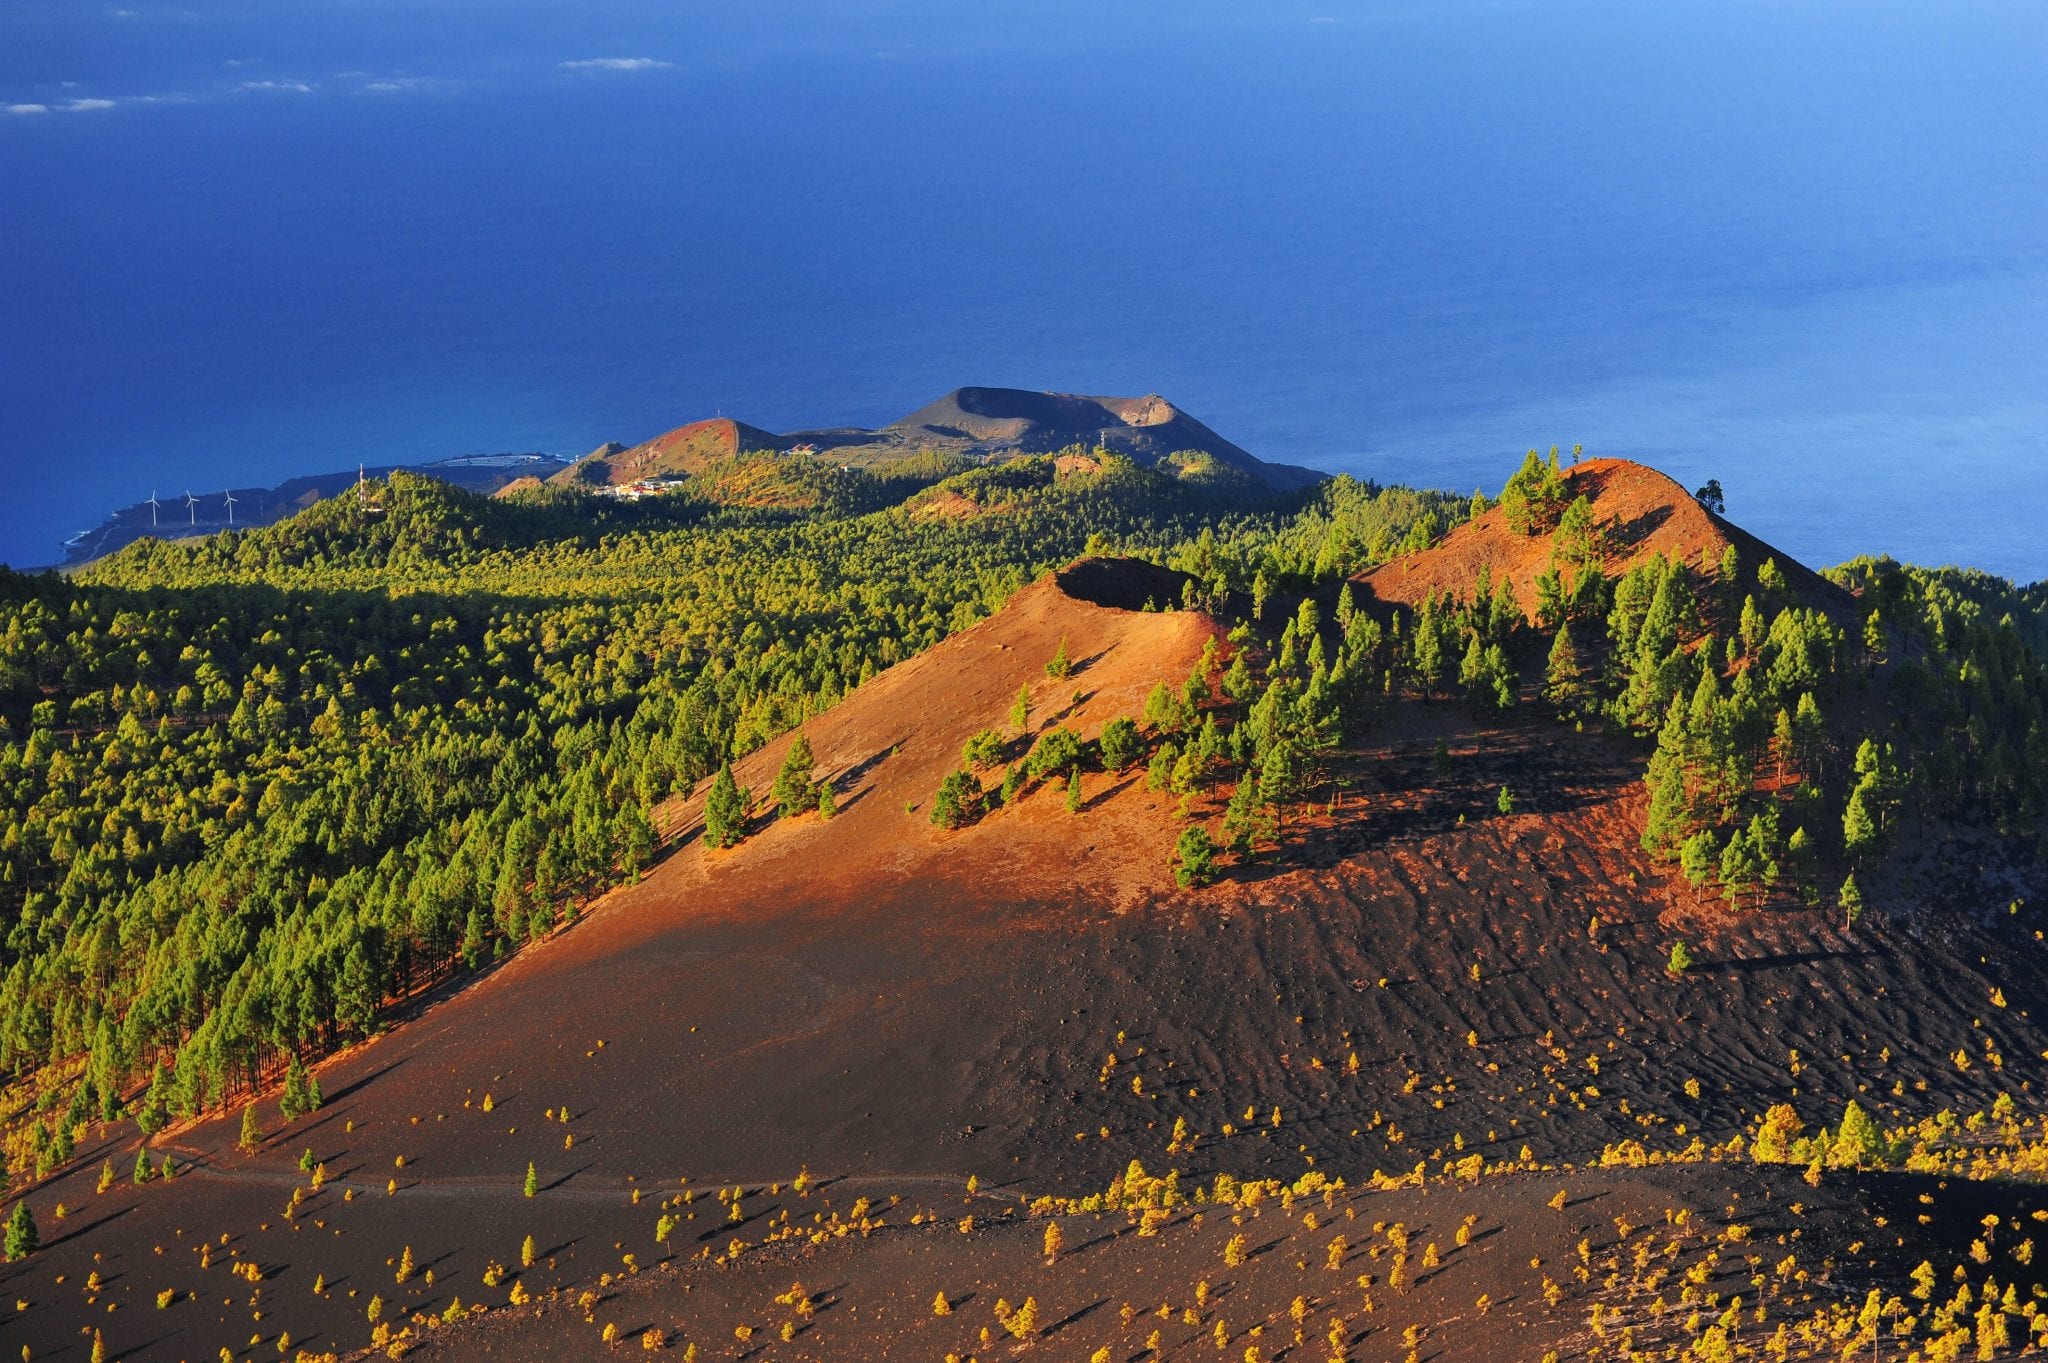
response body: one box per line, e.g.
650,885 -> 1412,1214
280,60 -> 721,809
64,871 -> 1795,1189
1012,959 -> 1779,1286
3,1 -> 2044,578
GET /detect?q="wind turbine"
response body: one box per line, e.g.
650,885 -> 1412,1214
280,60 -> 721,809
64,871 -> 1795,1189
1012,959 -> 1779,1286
223,489 -> 239,526
184,491 -> 198,526
146,490 -> 161,527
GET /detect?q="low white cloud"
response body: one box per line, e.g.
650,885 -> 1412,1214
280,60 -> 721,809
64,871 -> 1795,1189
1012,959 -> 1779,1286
1,61 -> 490,123
351,74 -> 460,95
4,94 -> 124,114
561,57 -> 671,72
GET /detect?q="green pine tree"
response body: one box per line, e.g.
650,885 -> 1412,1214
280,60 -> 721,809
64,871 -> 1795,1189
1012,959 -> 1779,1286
1679,829 -> 1720,890
1831,1100 -> 1886,1169
1411,600 -> 1447,699
1173,827 -> 1218,890
1551,495 -> 1601,575
930,770 -> 978,830
524,1161 -> 539,1198
1097,716 -> 1140,772
133,1144 -> 153,1184
1718,828 -> 1762,909
3,1199 -> 36,1262
1842,782 -> 1880,863
1143,681 -> 1177,733
281,1052 -> 312,1121
237,1103 -> 263,1155
136,1061 -> 171,1137
1259,740 -> 1301,821
1221,770 -> 1267,855
1458,632 -> 1488,704
1543,623 -> 1584,712
1666,941 -> 1695,975
1640,745 -> 1691,858
1010,681 -> 1032,732
962,727 -> 1006,769
1065,768 -> 1083,814
1499,449 -> 1570,535
1222,652 -> 1256,702
703,763 -> 748,850
1534,566 -> 1567,631
1146,743 -> 1176,793
772,734 -> 816,820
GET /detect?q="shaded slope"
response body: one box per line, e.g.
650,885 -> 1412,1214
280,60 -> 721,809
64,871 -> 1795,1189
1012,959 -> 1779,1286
409,1157 -> 2024,1363
871,387 -> 1322,490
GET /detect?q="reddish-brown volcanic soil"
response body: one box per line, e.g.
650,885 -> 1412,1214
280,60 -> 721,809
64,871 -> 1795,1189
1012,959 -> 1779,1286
551,418 -> 782,488
5,558 -> 2044,1362
906,489 -> 998,522
1355,459 -> 1852,621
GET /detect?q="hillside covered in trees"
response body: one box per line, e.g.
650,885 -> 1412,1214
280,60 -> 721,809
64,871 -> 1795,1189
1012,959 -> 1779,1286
0,453 -> 1464,1148
2,444 -> 2046,1363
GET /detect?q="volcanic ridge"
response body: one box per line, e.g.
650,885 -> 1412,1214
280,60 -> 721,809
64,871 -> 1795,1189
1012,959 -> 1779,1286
7,462 -> 2045,1363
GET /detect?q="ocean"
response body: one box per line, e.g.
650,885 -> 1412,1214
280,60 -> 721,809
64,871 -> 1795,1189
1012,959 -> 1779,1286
3,0 -> 2044,579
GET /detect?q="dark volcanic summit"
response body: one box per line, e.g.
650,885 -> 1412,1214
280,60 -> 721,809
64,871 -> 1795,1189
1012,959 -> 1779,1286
880,386 -> 1317,486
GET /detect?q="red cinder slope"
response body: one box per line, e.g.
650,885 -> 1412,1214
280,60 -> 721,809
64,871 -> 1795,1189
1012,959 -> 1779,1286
1355,457 -> 1852,619
549,417 -> 787,487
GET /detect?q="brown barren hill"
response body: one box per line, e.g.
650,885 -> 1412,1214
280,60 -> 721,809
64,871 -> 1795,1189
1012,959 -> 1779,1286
548,416 -> 787,487
1356,457 -> 1852,619
662,555 -> 1216,909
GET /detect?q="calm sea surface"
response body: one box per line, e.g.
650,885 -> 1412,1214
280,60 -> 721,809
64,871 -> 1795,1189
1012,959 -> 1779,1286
3,1 -> 2044,578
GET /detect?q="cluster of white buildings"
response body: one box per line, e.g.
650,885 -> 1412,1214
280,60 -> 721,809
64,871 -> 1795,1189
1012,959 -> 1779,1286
594,476 -> 690,501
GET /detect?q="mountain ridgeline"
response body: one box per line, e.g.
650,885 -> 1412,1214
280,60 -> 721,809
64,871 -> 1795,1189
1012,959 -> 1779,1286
544,386 -> 1324,494
46,387 -> 1336,570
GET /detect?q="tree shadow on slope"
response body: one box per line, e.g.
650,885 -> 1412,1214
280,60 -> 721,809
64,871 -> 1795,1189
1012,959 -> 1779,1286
1220,716 -> 1642,887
